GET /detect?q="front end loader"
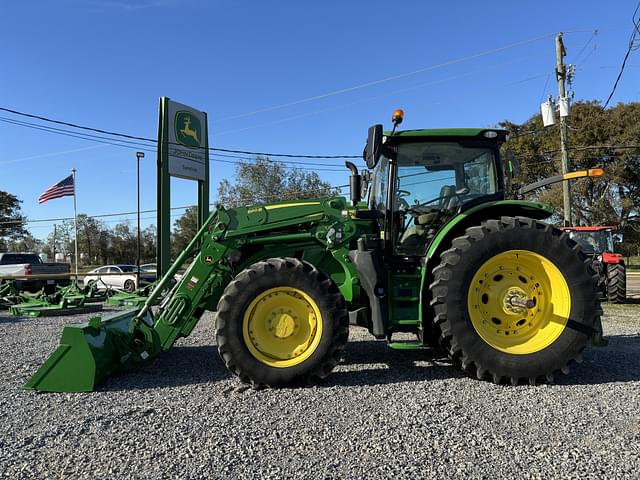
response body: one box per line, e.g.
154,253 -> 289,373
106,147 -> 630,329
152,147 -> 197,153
26,110 -> 604,392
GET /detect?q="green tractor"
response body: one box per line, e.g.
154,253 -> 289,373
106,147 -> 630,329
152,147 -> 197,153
27,110 -> 604,392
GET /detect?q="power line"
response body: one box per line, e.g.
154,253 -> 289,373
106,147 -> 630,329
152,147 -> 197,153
214,55 -> 544,138
573,29 -> 598,64
0,144 -> 108,166
212,33 -> 556,123
0,117 -> 357,172
602,1 -> 640,109
0,106 -> 360,159
538,73 -> 552,104
0,184 -> 351,227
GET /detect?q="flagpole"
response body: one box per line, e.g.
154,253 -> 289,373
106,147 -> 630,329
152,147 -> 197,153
72,168 -> 79,278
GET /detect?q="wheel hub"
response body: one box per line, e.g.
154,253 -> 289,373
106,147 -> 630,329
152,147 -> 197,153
243,287 -> 323,367
467,250 -> 570,355
502,286 -> 535,315
270,310 -> 297,339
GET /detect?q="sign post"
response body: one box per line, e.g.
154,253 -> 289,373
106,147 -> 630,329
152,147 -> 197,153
156,97 -> 209,277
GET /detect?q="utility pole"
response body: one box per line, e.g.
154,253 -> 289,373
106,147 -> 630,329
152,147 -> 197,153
556,33 -> 572,226
136,152 -> 145,280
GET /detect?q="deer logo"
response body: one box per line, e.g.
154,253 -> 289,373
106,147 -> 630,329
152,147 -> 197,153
175,111 -> 202,148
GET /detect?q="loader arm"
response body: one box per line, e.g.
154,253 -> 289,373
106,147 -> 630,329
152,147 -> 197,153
24,196 -> 362,392
147,210 -> 235,350
23,208 -> 230,392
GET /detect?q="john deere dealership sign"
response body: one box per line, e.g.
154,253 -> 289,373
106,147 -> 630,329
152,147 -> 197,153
156,97 -> 209,278
166,100 -> 207,181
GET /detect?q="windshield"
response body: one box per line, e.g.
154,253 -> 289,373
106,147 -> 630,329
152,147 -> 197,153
368,143 -> 498,211
395,142 -> 497,210
0,254 -> 42,265
568,231 -> 614,253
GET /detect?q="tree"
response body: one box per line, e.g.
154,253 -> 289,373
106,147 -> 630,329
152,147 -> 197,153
0,191 -> 27,250
501,100 -> 640,255
501,101 -> 640,226
4,233 -> 45,254
42,222 -> 73,261
59,214 -> 110,266
171,207 -> 198,258
217,156 -> 334,208
43,222 -> 74,260
141,225 -> 157,264
110,222 -> 137,264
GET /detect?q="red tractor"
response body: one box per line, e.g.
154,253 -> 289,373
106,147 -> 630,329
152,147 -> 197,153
561,226 -> 626,303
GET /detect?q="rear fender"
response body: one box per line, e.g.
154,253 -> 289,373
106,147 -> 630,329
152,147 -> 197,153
419,200 -> 553,327
602,252 -> 623,265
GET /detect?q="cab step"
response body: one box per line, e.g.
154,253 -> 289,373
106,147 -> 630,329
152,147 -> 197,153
387,340 -> 423,350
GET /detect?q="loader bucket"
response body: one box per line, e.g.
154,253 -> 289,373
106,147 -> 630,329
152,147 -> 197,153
24,309 -> 160,392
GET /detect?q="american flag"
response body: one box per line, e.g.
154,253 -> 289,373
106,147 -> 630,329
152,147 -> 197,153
38,174 -> 75,204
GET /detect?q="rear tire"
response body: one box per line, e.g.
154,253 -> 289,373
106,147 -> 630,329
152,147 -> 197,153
430,216 -> 601,385
215,257 -> 349,387
606,263 -> 626,304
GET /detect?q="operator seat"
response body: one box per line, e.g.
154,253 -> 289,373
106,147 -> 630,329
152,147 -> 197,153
438,185 -> 457,211
398,184 -> 462,254
412,185 -> 456,226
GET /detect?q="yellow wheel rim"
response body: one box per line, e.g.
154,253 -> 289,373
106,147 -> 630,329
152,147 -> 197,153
242,287 -> 323,368
467,250 -> 570,355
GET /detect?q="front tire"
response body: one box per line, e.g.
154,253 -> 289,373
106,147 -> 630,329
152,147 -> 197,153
606,263 -> 626,304
215,257 -> 349,387
430,216 -> 601,385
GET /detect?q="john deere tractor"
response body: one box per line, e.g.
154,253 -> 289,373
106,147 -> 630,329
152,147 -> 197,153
27,110 -> 604,392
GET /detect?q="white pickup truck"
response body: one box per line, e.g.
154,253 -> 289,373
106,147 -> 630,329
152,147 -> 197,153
0,252 -> 71,293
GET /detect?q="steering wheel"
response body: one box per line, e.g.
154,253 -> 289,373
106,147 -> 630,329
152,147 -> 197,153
396,190 -> 411,210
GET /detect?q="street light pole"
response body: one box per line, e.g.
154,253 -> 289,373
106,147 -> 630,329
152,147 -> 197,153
136,152 -> 145,280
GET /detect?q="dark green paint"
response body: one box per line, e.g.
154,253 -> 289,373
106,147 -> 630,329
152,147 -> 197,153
385,128 -> 506,138
426,200 -> 553,259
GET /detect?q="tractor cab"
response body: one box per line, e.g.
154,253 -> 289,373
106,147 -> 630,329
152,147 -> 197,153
363,113 -> 507,258
563,226 -> 616,255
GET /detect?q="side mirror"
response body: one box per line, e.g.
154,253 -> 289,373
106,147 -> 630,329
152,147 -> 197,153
613,233 -> 623,243
364,124 -> 384,169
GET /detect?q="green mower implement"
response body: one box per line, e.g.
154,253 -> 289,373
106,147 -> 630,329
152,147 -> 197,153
0,280 -> 19,309
10,282 -> 96,318
81,280 -> 111,303
26,110 -> 604,392
105,280 -> 162,307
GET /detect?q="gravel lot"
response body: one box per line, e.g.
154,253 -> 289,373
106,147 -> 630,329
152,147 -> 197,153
0,302 -> 638,479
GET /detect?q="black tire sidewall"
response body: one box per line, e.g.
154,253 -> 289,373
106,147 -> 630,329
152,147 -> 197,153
442,221 -> 596,380
607,262 -> 626,303
217,259 -> 345,386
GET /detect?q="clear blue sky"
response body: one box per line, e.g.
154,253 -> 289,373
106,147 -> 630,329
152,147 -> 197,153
1,0 -> 639,240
